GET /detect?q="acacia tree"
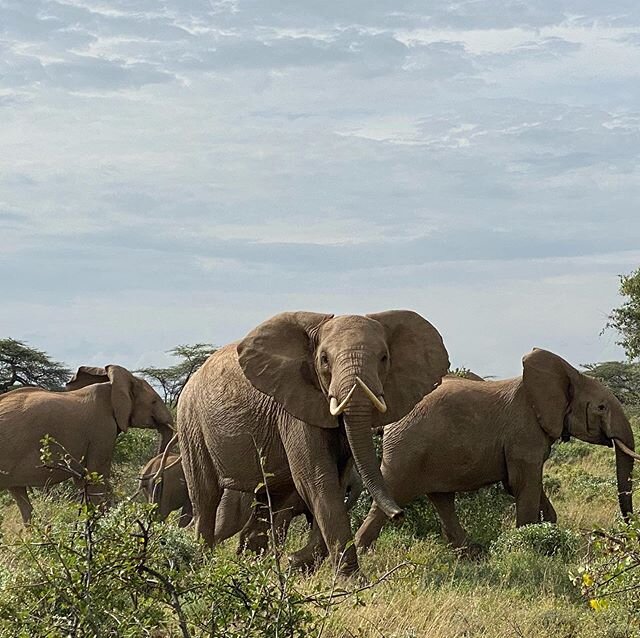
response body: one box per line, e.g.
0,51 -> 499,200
582,361 -> 640,406
0,338 -> 71,394
607,267 -> 640,360
136,343 -> 217,408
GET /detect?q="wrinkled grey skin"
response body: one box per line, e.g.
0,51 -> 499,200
236,463 -> 364,557
178,310 -> 449,576
0,365 -> 173,525
356,349 -> 636,550
139,453 -> 193,527
140,454 -> 362,557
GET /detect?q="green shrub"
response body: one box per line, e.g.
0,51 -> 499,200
492,523 -> 580,560
575,515 -> 640,616
457,485 -> 514,549
0,499 -> 322,637
548,440 -> 592,463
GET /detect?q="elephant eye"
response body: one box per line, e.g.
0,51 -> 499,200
381,354 -> 388,364
597,403 -> 607,412
320,353 -> 329,367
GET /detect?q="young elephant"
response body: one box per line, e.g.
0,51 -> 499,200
0,365 -> 174,524
139,453 -> 311,540
355,348 -> 637,550
139,453 -> 193,527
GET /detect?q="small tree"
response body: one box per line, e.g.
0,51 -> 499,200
136,343 -> 217,407
0,338 -> 70,394
582,361 -> 640,406
606,267 -> 640,360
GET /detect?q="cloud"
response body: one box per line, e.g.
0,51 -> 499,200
1,0 -> 640,376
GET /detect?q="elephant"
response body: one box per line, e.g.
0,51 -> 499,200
139,452 -> 362,552
234,463 -> 364,555
139,453 -> 193,527
177,310 -> 449,576
355,348 -> 637,550
0,365 -> 174,525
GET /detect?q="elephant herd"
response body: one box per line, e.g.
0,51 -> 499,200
0,309 -> 638,578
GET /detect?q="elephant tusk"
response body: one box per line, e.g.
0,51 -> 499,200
614,438 -> 640,461
152,434 -> 180,486
163,455 -> 182,472
355,376 -> 387,413
329,384 -> 357,416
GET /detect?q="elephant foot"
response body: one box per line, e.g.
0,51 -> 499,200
237,532 -> 269,556
288,548 -> 323,574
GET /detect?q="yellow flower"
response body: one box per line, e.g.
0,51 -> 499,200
589,599 -> 609,612
582,573 -> 594,587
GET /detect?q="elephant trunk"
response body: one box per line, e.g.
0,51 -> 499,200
615,444 -> 633,521
343,401 -> 402,521
334,362 -> 401,520
332,355 -> 401,521
609,406 -> 634,520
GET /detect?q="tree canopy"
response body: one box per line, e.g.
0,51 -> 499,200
582,361 -> 640,407
136,343 -> 217,407
607,267 -> 640,360
0,338 -> 71,394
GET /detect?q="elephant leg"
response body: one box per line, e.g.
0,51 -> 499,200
215,490 -> 251,544
289,520 -> 328,572
283,429 -> 357,576
510,462 -> 543,526
9,487 -> 33,526
180,431 -> 222,546
195,485 -> 222,546
239,503 -> 270,554
178,498 -> 194,528
540,490 -> 557,523
427,492 -> 470,549
354,503 -> 386,550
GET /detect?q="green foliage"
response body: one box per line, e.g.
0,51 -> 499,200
456,485 -> 514,549
0,338 -> 70,393
448,367 -> 484,380
113,428 -> 159,466
576,516 -> 640,616
607,267 -> 640,361
0,499 -> 321,638
583,361 -> 640,406
548,439 -> 592,463
491,523 -> 580,560
136,343 -> 217,407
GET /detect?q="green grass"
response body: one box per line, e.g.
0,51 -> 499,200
0,416 -> 638,637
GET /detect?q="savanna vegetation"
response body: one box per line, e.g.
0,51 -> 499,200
0,269 -> 639,637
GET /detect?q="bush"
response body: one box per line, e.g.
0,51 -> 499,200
492,523 -> 580,560
0,498 -> 322,637
575,515 -> 640,616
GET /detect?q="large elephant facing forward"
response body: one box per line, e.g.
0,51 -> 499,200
355,348 -> 637,550
178,310 -> 449,576
0,365 -> 174,524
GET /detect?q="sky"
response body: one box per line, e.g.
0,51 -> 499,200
1,1 -> 640,378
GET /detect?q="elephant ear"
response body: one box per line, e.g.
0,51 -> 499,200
105,365 -> 134,433
522,348 -> 579,440
65,366 -> 109,391
237,311 -> 335,428
367,310 -> 450,426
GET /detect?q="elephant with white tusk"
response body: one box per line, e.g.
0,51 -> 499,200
177,310 -> 449,577
139,453 -> 193,527
0,365 -> 174,525
356,348 -> 637,550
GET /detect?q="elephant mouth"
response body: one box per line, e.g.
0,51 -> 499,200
329,377 -> 387,416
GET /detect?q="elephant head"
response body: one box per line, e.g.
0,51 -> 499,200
523,348 -> 636,519
237,310 -> 449,521
66,365 -> 175,450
